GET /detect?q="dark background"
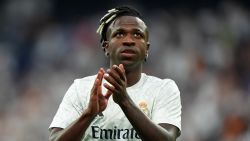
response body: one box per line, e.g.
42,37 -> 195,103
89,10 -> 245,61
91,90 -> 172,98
0,0 -> 249,141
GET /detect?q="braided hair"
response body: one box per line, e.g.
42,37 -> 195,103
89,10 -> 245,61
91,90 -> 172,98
96,6 -> 144,43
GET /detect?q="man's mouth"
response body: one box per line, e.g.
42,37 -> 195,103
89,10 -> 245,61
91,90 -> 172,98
120,49 -> 136,58
120,49 -> 136,54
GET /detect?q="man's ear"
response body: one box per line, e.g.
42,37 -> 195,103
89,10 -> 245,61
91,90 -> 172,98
144,42 -> 150,62
102,41 -> 109,57
146,42 -> 150,54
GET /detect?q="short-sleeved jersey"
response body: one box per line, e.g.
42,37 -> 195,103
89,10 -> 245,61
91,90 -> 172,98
49,73 -> 181,141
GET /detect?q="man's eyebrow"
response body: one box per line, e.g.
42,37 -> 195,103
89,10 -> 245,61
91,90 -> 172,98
133,28 -> 144,33
111,28 -> 125,35
111,28 -> 145,35
115,28 -> 144,32
114,28 -> 125,32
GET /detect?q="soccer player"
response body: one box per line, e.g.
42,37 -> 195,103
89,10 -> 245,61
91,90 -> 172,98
49,6 -> 182,141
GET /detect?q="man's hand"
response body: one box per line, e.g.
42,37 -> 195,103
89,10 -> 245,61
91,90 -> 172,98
86,68 -> 112,116
103,64 -> 129,104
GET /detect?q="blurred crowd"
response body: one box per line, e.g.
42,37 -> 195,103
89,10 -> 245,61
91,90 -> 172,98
0,0 -> 249,141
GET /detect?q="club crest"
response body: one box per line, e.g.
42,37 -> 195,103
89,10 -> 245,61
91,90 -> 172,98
138,100 -> 149,116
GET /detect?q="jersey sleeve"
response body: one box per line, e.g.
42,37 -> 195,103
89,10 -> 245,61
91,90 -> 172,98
151,79 -> 182,131
49,80 -> 85,130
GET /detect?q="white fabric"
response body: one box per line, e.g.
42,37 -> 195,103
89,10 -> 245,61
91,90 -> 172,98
49,73 -> 181,141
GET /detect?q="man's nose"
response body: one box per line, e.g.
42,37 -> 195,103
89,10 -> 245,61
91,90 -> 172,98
122,35 -> 135,46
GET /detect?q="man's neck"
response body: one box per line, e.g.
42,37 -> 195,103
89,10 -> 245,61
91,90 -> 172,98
125,67 -> 142,87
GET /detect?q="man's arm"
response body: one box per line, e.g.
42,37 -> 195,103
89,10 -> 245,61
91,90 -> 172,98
103,64 -> 180,141
119,98 -> 179,141
49,110 -> 95,141
49,68 -> 112,141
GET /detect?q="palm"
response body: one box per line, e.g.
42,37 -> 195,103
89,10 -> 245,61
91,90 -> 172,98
90,82 -> 111,114
98,95 -> 109,112
88,68 -> 112,115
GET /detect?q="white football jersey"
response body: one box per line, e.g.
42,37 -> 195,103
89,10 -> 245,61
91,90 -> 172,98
49,73 -> 181,141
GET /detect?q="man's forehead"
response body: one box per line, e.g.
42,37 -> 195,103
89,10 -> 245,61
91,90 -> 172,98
111,16 -> 147,29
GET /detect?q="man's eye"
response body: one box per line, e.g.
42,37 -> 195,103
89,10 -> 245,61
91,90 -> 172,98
115,32 -> 124,37
134,33 -> 143,38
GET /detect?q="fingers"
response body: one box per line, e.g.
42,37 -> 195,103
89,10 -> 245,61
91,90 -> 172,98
118,64 -> 125,73
105,64 -> 126,81
103,82 -> 116,93
91,77 -> 99,95
97,80 -> 102,97
114,64 -> 126,81
92,68 -> 105,95
97,68 -> 105,85
92,65 -> 126,99
103,74 -> 121,93
97,68 -> 105,97
103,64 -> 126,93
104,90 -> 112,99
104,75 -> 121,92
106,69 -> 123,85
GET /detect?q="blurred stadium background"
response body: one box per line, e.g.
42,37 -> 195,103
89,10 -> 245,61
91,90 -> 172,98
0,0 -> 249,141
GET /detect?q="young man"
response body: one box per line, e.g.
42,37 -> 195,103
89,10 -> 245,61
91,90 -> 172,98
49,6 -> 181,141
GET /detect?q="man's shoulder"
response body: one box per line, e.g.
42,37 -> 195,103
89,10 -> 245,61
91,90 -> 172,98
75,74 -> 96,81
73,74 -> 97,87
144,73 -> 175,85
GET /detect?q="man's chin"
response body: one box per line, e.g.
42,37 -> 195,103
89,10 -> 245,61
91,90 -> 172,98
118,60 -> 134,66
119,60 -> 141,70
